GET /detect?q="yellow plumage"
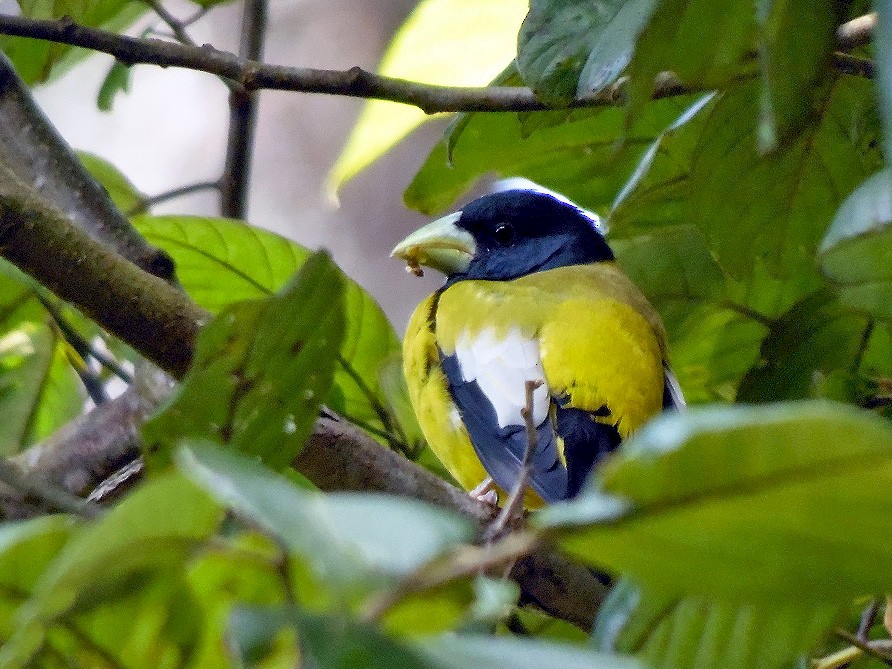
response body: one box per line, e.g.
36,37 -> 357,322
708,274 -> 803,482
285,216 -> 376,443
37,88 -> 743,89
403,262 -> 668,500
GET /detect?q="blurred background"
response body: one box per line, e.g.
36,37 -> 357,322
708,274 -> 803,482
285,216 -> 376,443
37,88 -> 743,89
33,0 -> 451,331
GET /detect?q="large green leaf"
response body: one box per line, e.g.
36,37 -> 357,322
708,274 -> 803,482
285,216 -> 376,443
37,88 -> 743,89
538,402 -> 892,602
0,517 -> 73,639
819,169 -> 892,321
593,579 -> 838,669
516,0 -> 657,103
688,77 -> 882,278
143,251 -> 344,470
327,0 -> 526,193
135,216 -> 400,441
0,473 -> 220,667
405,95 -> 701,215
625,0 -> 756,123
178,442 -> 474,596
2,0 -> 147,84
737,291 -> 873,402
230,606 -> 441,669
755,0 -> 835,152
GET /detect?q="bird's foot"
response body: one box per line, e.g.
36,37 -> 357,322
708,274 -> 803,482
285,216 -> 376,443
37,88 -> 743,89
469,477 -> 498,507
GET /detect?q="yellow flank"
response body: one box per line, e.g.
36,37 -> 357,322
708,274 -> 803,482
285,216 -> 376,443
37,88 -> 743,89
402,262 -> 668,499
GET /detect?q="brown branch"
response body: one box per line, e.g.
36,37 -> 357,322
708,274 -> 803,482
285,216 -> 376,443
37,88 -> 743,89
221,0 -> 267,218
0,167 -> 203,378
0,54 -> 174,278
0,13 -> 876,117
0,14 -> 684,113
128,179 -> 221,215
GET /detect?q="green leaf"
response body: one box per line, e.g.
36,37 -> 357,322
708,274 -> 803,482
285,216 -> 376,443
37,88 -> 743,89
77,152 -> 144,213
231,606 -> 440,669
538,401 -> 892,602
0,323 -> 83,456
143,251 -> 345,470
755,0 -> 835,152
327,0 -> 527,194
418,634 -> 642,669
593,579 -> 838,669
135,216 -> 400,438
0,473 -> 220,667
2,1 -> 147,84
737,291 -> 873,401
177,441 -> 474,594
626,0 -> 757,124
96,61 -> 132,112
609,94 -> 715,233
516,0 -> 657,103
688,77 -> 882,278
819,169 -> 892,321
405,95 -> 700,215
0,516 -> 73,636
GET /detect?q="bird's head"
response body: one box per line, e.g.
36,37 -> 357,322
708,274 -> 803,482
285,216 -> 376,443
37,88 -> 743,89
391,189 -> 613,283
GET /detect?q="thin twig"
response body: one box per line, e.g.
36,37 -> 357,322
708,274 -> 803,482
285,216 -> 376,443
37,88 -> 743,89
0,458 -> 102,518
220,0 -> 268,219
141,0 -> 195,46
361,532 -> 538,623
127,179 -> 221,215
835,628 -> 892,667
39,296 -> 133,384
486,380 -> 542,541
859,599 -> 881,639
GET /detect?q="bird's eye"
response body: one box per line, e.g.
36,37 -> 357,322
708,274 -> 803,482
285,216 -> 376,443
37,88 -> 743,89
493,223 -> 515,245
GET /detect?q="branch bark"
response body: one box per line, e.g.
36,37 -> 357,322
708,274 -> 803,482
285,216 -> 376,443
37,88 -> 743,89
0,54 -> 174,277
0,13 -> 875,117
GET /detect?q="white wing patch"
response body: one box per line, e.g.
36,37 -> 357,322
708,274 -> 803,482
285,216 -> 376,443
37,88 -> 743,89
454,328 -> 549,429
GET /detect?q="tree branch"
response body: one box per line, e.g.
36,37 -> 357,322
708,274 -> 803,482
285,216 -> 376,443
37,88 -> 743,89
0,54 -> 174,277
0,15 -> 683,113
0,13 -> 876,117
221,0 -> 267,218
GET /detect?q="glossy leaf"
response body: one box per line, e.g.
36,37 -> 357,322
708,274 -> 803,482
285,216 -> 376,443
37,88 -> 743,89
0,474 -> 220,667
178,442 -> 474,594
517,0 -> 657,103
593,579 -> 838,669
755,0 -> 835,151
737,291 -> 873,401
405,95 -> 701,215
327,0 -> 526,193
135,216 -> 399,437
688,78 -> 882,278
819,169 -> 892,321
625,0 -> 756,123
143,252 -> 344,470
538,402 -> 892,602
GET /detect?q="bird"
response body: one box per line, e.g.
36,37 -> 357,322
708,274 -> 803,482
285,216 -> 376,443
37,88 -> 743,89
392,189 -> 683,505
